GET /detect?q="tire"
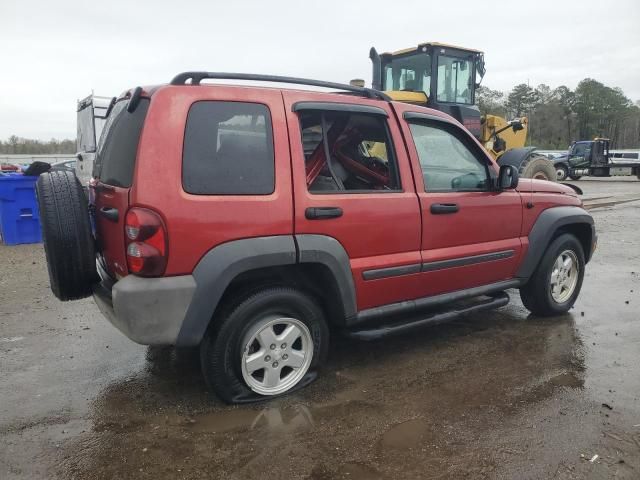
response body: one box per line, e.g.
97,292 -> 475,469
200,286 -> 329,403
569,174 -> 582,181
520,233 -> 585,317
36,171 -> 97,300
555,164 -> 568,181
519,154 -> 557,181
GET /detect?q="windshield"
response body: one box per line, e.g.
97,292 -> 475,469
383,52 -> 431,92
569,143 -> 590,158
436,55 -> 473,104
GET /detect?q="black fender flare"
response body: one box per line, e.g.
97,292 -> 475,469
176,235 -> 357,346
496,147 -> 538,170
177,236 -> 297,346
295,234 -> 358,321
517,206 -> 595,280
560,182 -> 583,195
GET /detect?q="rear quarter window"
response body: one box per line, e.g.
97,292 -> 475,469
182,101 -> 275,195
94,99 -> 149,187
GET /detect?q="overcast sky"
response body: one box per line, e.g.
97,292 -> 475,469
1,0 -> 639,140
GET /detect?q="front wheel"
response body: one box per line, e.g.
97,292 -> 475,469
555,164 -> 569,181
200,287 -> 329,403
520,233 -> 585,316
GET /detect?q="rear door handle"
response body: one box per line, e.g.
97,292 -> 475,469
99,207 -> 119,222
430,203 -> 459,214
305,207 -> 343,220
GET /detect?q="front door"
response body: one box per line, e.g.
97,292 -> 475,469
396,104 -> 524,296
283,91 -> 422,311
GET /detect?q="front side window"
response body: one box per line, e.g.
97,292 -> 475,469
436,55 -> 473,104
383,53 -> 431,92
568,143 -> 592,168
409,122 -> 489,191
182,101 -> 274,195
298,110 -> 400,193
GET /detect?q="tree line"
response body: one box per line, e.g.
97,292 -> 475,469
0,136 -> 76,155
4,78 -> 640,154
477,79 -> 640,150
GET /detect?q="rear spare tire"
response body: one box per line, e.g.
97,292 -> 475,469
36,171 -> 97,300
520,154 -> 557,181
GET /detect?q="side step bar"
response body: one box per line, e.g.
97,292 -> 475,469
344,292 -> 510,341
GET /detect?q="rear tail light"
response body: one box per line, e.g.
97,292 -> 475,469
124,207 -> 167,276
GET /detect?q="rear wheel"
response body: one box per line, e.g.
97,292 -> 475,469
569,174 -> 582,181
520,154 -> 557,181
36,171 -> 97,300
520,233 -> 585,316
200,287 -> 329,403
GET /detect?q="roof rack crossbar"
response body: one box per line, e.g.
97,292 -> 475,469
169,71 -> 390,101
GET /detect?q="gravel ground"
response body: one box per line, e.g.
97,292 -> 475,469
1,178 -> 639,479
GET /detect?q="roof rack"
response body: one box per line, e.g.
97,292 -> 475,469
169,72 -> 390,101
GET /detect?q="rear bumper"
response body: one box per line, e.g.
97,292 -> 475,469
93,265 -> 196,345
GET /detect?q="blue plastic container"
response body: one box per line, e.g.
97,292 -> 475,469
0,174 -> 42,245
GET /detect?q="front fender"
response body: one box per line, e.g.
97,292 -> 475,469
517,206 -> 595,280
496,147 -> 538,169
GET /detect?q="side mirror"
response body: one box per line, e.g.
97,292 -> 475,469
511,120 -> 524,132
497,164 -> 519,190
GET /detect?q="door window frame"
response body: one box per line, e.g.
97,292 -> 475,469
181,100 -> 276,196
403,112 -> 497,193
293,102 -> 403,194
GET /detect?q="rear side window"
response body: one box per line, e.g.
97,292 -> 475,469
182,102 -> 274,195
298,110 -> 401,192
94,99 -> 150,187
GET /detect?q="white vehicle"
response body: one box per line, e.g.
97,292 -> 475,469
75,94 -> 114,188
610,149 -> 640,164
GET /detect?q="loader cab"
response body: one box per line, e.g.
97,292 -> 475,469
371,42 -> 485,138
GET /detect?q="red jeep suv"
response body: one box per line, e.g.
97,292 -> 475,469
37,73 -> 596,403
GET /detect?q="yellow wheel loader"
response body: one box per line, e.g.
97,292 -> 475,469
369,42 -> 556,181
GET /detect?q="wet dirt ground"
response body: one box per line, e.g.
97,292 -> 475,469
1,178 -> 639,479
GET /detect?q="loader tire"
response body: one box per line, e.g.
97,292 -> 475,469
520,154 -> 557,181
36,171 -> 97,301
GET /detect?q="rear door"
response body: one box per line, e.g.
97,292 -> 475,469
395,104 -> 524,295
91,97 -> 150,278
283,91 -> 422,311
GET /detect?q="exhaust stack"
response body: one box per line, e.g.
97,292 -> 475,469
369,47 -> 382,91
